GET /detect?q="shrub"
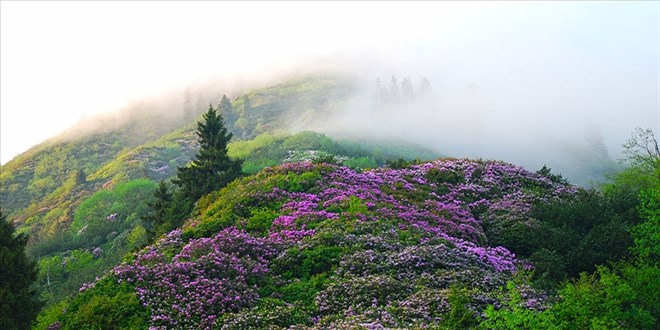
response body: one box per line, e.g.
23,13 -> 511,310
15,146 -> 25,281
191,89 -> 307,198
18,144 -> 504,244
59,278 -> 149,330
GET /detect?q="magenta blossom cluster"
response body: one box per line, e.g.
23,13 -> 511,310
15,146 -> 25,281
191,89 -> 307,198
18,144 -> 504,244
253,160 -> 574,270
113,228 -> 277,329
91,159 -> 576,328
269,160 -> 573,244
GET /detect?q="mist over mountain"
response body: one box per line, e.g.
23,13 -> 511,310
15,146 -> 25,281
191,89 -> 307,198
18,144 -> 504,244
0,60 -> 654,330
2,2 -> 656,166
1,2 -> 658,329
21,65 -> 624,187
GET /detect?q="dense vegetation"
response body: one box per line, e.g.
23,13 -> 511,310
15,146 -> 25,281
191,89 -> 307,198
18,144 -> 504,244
0,74 -> 657,328
0,75 -> 439,319
33,146 -> 659,328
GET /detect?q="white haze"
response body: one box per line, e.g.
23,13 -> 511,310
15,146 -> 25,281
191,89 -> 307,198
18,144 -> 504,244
1,2 -> 658,171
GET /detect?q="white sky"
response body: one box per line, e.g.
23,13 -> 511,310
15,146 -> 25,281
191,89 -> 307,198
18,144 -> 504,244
1,1 -> 659,164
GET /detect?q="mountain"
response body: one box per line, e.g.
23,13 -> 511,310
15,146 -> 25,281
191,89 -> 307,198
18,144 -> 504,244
0,74 -> 438,307
35,159 -> 577,329
2,73 -> 653,329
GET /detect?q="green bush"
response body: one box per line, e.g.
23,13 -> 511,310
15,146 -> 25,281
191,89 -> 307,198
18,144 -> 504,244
246,208 -> 279,235
444,285 -> 480,329
72,179 -> 156,247
59,278 -> 150,330
272,244 -> 344,282
279,274 -> 329,306
344,156 -> 377,170
426,168 -> 465,185
632,187 -> 660,260
33,301 -> 68,330
553,265 -> 657,329
480,282 -> 558,330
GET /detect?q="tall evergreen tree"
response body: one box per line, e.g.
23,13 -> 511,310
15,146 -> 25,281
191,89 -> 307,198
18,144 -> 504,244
241,94 -> 251,113
389,75 -> 399,103
218,94 -> 236,127
401,77 -> 414,102
173,105 -> 243,204
0,210 -> 41,330
74,169 -> 87,186
585,124 -> 610,160
142,180 -> 173,243
418,77 -> 433,97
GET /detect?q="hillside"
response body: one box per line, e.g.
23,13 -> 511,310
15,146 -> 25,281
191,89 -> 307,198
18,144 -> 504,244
0,75 -> 383,237
23,151 -> 660,330
37,159 -> 578,329
0,74 -> 438,307
0,75 -> 352,224
1,73 -> 656,329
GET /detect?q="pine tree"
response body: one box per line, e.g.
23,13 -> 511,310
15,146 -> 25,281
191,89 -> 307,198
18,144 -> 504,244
173,105 -> 243,204
241,94 -> 251,113
401,77 -> 414,103
375,78 -> 387,106
585,124 -> 610,160
0,210 -> 41,330
74,169 -> 87,186
389,75 -> 399,103
218,94 -> 236,127
142,181 -> 173,243
419,77 -> 433,97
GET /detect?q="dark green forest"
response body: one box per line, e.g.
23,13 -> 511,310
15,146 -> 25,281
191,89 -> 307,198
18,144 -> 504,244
0,75 -> 657,329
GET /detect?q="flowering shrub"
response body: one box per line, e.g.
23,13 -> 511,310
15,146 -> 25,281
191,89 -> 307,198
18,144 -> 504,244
316,274 -> 411,314
112,228 -> 277,329
65,159 -> 576,329
219,298 -> 306,329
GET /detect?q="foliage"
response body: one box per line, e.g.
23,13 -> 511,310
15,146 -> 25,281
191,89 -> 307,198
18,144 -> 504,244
142,180 -> 174,243
29,179 -> 156,309
632,186 -> 660,260
6,80 -> 656,329
226,75 -> 354,140
536,165 -> 568,185
386,157 -> 425,169
445,284 -> 480,329
173,105 -> 243,204
218,94 -> 237,127
113,228 -> 275,328
2,75 -> 442,327
483,154 -> 660,329
484,149 -> 658,294
71,179 -> 156,248
0,210 -> 41,330
482,161 -> 645,287
228,131 -> 435,174
551,263 -> 658,329
33,300 -> 67,330
43,277 -> 150,330
480,280 -> 558,330
53,159 -> 580,328
622,127 -> 660,170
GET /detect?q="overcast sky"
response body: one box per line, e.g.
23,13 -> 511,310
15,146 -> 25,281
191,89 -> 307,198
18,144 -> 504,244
1,1 -> 658,165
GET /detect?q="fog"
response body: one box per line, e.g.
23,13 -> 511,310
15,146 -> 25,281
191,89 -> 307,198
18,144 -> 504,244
302,2 -> 658,184
2,1 -> 658,183
305,29 -> 659,185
